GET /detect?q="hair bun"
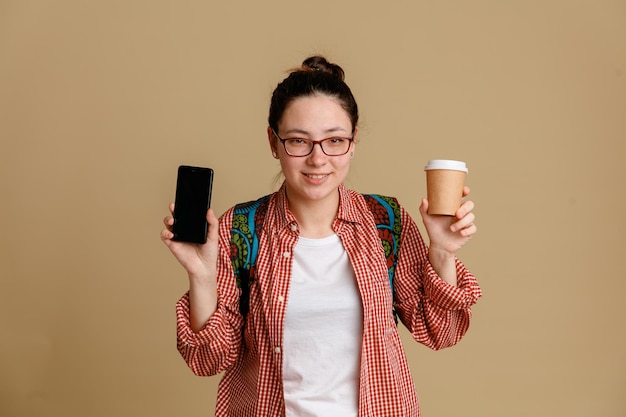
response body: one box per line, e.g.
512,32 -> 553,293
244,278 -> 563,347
301,55 -> 345,81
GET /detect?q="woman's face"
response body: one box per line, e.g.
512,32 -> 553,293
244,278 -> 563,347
268,94 -> 356,207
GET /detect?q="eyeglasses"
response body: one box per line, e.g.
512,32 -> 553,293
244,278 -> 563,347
272,129 -> 354,157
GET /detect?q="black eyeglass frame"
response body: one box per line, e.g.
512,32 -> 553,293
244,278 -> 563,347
271,128 -> 355,157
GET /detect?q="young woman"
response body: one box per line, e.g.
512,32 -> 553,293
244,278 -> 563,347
161,55 -> 482,417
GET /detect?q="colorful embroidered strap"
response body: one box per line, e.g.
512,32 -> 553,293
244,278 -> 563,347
362,194 -> 402,294
230,194 -> 402,319
230,195 -> 271,318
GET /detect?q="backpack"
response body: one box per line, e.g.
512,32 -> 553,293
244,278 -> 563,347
230,193 -> 402,322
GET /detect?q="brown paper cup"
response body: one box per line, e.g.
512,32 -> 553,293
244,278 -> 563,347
424,160 -> 468,216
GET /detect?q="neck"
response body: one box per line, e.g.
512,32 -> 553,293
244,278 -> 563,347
286,189 -> 339,238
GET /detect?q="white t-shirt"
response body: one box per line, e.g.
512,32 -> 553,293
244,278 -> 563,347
283,234 -> 363,417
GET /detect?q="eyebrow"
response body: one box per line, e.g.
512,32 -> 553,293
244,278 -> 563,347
282,127 -> 350,136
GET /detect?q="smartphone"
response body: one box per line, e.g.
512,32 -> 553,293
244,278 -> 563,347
172,165 -> 214,244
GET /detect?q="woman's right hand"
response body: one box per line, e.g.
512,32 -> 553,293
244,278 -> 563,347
161,203 -> 220,283
162,204 -> 220,331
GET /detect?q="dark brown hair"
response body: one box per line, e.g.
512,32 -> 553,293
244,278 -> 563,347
268,56 -> 359,133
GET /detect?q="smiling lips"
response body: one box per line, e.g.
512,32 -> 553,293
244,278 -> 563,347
305,174 -> 328,180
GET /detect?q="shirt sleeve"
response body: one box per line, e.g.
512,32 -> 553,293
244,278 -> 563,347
175,208 -> 244,376
393,206 -> 482,350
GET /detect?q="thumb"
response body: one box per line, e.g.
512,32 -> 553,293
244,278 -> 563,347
419,197 -> 429,216
206,208 -> 219,241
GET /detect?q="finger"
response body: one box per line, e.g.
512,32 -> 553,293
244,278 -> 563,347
161,228 -> 174,242
455,199 -> 475,219
163,203 -> 175,232
462,186 -> 471,197
451,212 -> 475,232
163,215 -> 175,236
460,222 -> 477,238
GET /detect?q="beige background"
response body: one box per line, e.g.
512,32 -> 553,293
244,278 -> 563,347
1,1 -> 625,416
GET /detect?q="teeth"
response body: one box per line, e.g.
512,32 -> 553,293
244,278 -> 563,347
307,174 -> 326,179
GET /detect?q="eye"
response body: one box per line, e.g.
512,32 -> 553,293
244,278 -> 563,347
328,137 -> 346,144
325,137 -> 350,147
286,138 -> 308,145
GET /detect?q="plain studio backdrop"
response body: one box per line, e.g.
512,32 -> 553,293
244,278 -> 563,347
1,1 -> 625,416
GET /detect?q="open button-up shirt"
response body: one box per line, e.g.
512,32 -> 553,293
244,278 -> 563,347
176,184 -> 482,417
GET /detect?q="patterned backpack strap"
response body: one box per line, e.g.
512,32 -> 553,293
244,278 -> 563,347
362,194 -> 402,296
230,195 -> 271,318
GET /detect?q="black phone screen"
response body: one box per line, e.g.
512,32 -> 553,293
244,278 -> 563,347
172,165 -> 214,244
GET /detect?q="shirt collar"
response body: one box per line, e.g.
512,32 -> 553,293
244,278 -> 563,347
272,182 -> 364,232
336,183 -> 364,224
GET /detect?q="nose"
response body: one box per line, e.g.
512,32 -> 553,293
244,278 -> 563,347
312,141 -> 326,153
307,141 -> 327,163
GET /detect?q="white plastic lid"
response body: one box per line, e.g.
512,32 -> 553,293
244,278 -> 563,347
424,159 -> 468,172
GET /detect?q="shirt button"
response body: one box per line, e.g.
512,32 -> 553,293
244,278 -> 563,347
290,224 -> 298,232
282,251 -> 290,258
274,347 -> 281,354
278,295 -> 285,303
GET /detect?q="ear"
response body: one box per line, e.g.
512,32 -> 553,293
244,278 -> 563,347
267,127 -> 278,157
350,126 -> 358,158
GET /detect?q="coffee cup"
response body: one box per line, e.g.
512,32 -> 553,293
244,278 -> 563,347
424,160 -> 468,216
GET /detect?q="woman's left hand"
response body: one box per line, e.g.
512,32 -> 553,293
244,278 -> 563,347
419,186 -> 477,257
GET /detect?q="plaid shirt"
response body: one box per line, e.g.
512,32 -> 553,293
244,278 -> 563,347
176,184 -> 482,417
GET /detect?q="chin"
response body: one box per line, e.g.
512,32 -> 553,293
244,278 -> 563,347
289,182 -> 339,203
